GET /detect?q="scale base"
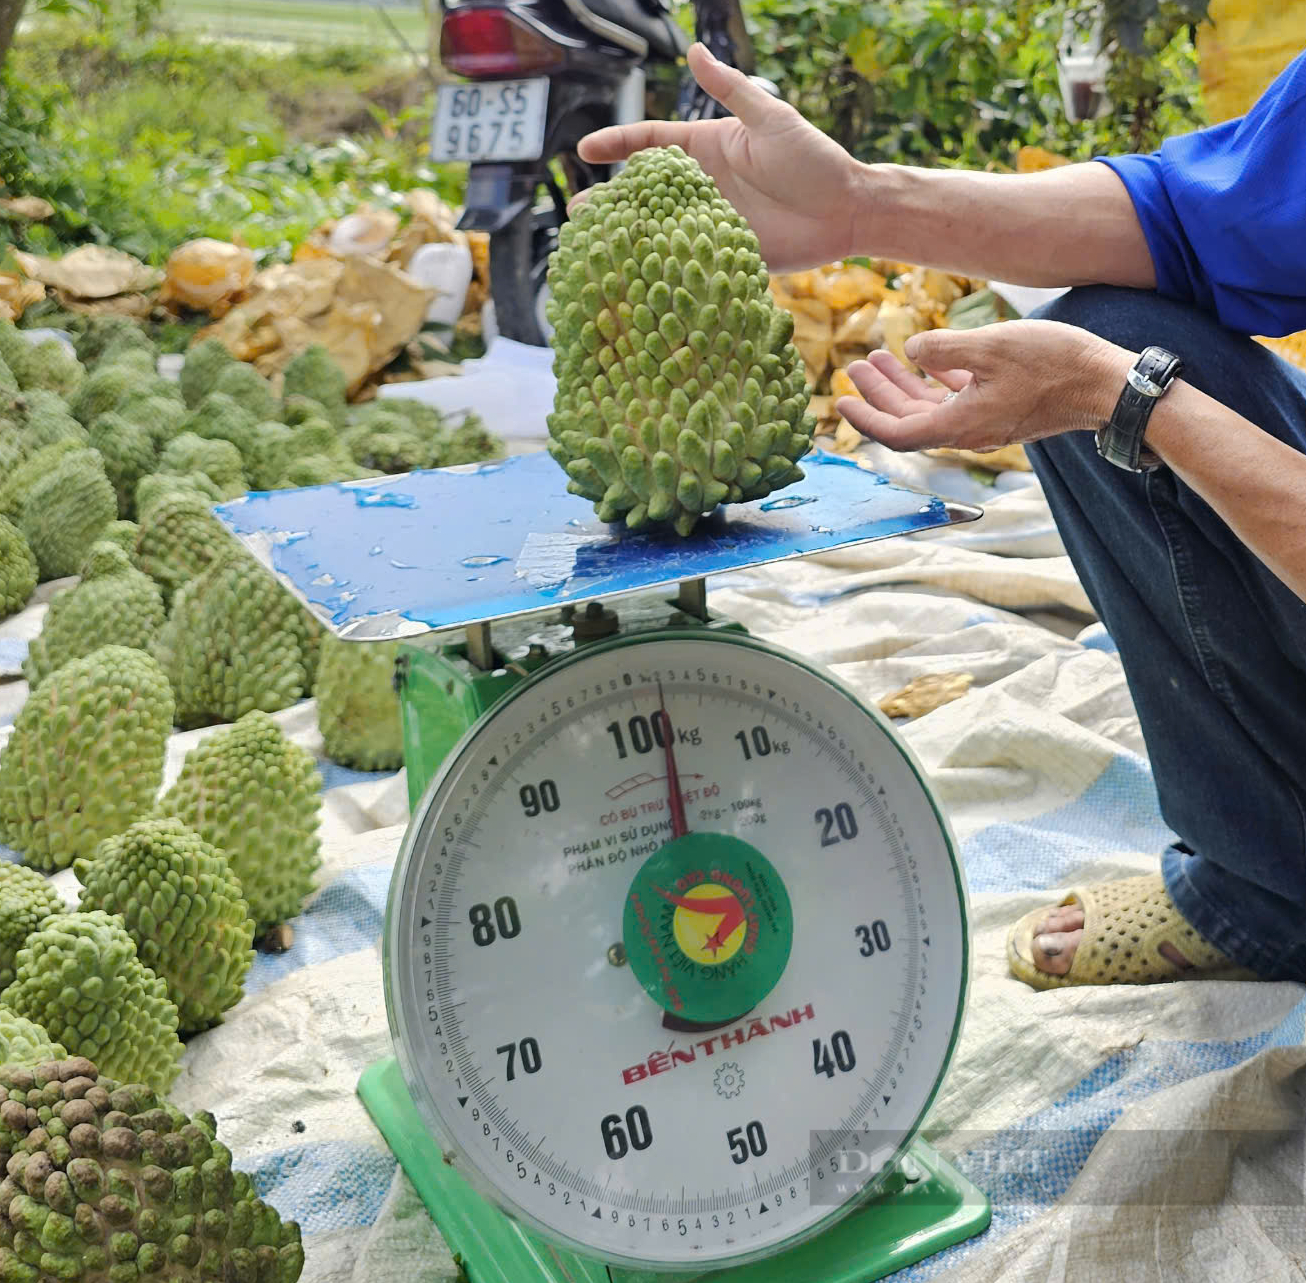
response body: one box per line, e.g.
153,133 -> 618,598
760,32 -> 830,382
358,1057 -> 990,1283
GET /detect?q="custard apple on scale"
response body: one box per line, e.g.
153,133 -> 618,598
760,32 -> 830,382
544,145 -> 814,537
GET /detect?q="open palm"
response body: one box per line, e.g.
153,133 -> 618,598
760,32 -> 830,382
577,44 -> 863,273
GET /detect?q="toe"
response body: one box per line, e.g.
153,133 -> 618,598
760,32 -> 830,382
1035,903 -> 1086,936
1032,927 -> 1083,975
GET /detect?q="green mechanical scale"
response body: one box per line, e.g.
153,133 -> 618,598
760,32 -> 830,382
213,450 -> 993,1283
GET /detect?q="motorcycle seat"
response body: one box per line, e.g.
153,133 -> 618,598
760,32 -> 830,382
577,0 -> 689,61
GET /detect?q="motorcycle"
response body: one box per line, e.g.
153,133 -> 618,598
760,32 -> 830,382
433,0 -> 774,346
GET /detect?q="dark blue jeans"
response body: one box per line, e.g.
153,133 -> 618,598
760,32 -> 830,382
1025,285 -> 1306,983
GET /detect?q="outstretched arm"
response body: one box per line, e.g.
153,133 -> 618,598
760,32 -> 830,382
579,43 -> 1155,287
845,160 -> 1155,290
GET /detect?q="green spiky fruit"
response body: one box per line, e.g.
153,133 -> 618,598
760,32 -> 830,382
153,548 -> 321,728
0,440 -> 84,525
0,323 -> 28,377
544,145 -> 812,536
158,711 -> 321,932
0,864 -> 62,993
135,471 -> 223,518
179,335 -> 235,408
134,487 -> 227,605
87,411 -> 158,518
75,818 -> 255,1033
68,363 -> 140,426
158,430 -> 247,499
280,394 -> 331,428
0,646 -> 175,871
0,516 -> 36,620
23,541 -> 165,687
0,1007 -> 65,1064
18,447 -> 116,581
272,453 -> 358,489
436,413 -> 503,466
315,636 -> 403,770
93,328 -> 157,375
0,911 -> 183,1092
358,396 -> 446,437
85,518 -> 140,569
72,315 -> 150,367
13,337 -> 84,399
340,415 -> 433,473
0,1057 -> 306,1281
17,389 -> 88,451
117,390 -> 188,453
211,361 -> 277,423
181,392 -> 260,463
281,345 -> 348,427
246,422 -> 296,491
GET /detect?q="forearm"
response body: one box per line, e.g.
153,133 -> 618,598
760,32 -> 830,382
1092,347 -> 1306,603
847,160 -> 1156,291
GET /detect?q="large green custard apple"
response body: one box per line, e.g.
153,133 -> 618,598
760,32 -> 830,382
544,144 -> 813,536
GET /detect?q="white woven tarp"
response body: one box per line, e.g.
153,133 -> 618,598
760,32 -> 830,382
0,467 -> 1301,1283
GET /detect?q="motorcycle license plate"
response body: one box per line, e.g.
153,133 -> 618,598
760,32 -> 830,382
431,79 -> 549,163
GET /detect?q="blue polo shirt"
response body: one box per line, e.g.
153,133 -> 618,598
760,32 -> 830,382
1096,48 -> 1306,338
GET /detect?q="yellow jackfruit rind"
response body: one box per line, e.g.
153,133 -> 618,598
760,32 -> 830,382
158,710 -> 322,933
0,645 -> 175,872
75,817 -> 256,1033
545,145 -> 810,536
0,910 -> 183,1093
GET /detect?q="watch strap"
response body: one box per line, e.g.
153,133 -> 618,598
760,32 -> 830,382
1095,346 -> 1184,471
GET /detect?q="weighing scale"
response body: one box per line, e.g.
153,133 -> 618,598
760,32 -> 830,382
214,448 -> 992,1283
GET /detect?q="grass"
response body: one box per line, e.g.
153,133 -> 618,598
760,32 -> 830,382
1,26 -> 463,267
164,0 -> 429,49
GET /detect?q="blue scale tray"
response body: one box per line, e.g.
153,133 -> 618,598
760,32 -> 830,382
212,448 -> 980,640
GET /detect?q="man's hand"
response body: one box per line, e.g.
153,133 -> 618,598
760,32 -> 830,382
575,43 -> 866,273
837,320 -> 1133,453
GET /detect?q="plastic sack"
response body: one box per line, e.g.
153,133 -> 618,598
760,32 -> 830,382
1196,0 -> 1306,123
406,241 -> 475,334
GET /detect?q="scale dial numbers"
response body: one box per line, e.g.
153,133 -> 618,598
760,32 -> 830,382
388,631 -> 968,1271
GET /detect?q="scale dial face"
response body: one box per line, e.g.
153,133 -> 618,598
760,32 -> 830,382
386,630 -> 968,1271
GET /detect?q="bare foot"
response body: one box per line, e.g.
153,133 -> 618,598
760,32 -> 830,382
1031,903 -> 1192,975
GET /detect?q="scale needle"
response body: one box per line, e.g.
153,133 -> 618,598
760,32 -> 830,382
657,679 -> 689,838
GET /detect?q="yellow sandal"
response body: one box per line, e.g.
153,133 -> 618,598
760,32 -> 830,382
1007,873 -> 1260,989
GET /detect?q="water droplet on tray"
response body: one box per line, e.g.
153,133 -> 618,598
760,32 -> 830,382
759,495 -> 816,511
310,573 -> 336,587
355,491 -> 416,509
460,555 -> 507,567
390,559 -> 417,570
369,545 -> 383,557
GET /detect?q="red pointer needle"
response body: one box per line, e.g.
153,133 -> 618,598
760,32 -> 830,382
657,679 -> 689,838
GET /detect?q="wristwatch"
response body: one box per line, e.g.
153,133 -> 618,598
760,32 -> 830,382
1095,346 -> 1184,472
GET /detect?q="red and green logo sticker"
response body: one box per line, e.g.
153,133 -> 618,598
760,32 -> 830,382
623,832 -> 793,1024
